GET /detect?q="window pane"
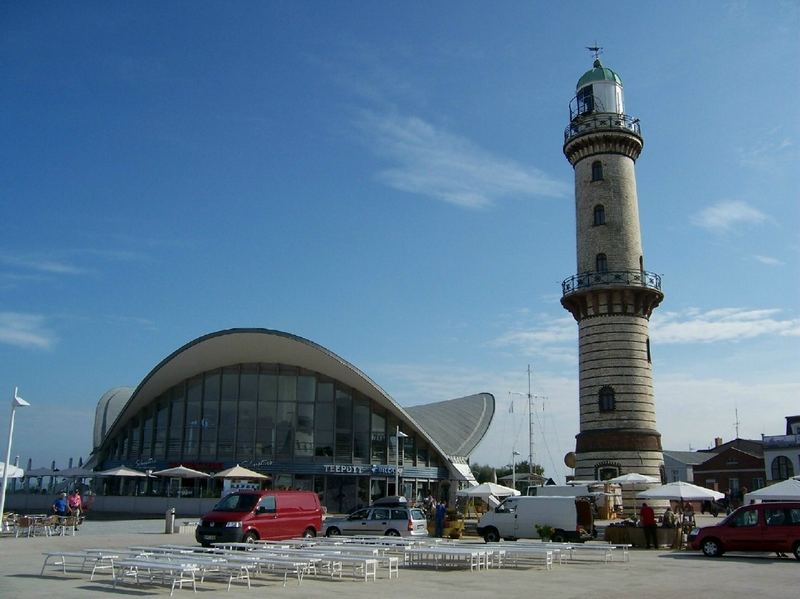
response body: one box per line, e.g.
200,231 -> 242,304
200,371 -> 220,457
141,410 -> 154,457
315,430 -> 333,458
168,385 -> 185,459
184,377 -> 202,458
335,431 -> 352,463
278,373 -> 296,403
371,410 -> 386,463
218,367 -> 238,459
153,400 -> 168,458
237,367 -> 258,460
353,398 -> 370,462
297,375 -> 315,403
335,389 -> 352,462
295,402 -> 314,458
256,372 -> 277,459
276,400 -> 295,460
129,420 -> 141,458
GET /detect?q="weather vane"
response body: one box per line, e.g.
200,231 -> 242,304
586,44 -> 603,61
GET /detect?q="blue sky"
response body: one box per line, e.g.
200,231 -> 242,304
1,1 -> 798,482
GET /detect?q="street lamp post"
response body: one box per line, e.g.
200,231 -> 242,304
395,426 -> 408,496
512,450 -> 521,492
0,388 -> 30,523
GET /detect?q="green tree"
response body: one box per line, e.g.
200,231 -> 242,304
469,462 -> 496,483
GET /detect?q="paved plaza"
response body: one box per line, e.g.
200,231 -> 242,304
0,517 -> 795,599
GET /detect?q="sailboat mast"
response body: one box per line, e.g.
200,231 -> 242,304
527,364 -> 534,471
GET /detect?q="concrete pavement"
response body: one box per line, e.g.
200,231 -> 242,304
0,517 -> 796,598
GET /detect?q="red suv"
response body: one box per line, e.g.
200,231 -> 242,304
688,501 -> 800,559
196,490 -> 323,546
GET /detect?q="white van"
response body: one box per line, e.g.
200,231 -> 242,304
476,496 -> 594,543
526,485 -> 590,497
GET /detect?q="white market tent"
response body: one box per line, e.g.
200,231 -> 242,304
637,481 -> 724,501
458,482 -> 520,501
607,473 -> 660,485
744,478 -> 800,502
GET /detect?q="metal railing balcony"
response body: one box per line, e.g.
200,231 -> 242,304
561,269 -> 662,297
564,113 -> 641,143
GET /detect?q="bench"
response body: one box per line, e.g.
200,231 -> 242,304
40,551 -> 118,580
115,559 -> 200,596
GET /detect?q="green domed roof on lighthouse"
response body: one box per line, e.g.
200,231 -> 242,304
577,59 -> 623,90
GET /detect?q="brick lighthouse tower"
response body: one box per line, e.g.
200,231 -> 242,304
561,52 -> 665,482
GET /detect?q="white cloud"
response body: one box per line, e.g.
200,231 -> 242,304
0,252 -> 86,275
690,200 -> 767,232
651,307 -> 800,343
753,254 -> 783,266
359,112 -> 569,209
491,315 -> 577,363
0,312 -> 57,349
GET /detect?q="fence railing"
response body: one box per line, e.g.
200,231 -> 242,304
564,113 -> 641,142
562,269 -> 662,296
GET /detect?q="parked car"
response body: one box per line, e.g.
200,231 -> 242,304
323,496 -> 429,537
688,501 -> 800,559
195,490 -> 322,546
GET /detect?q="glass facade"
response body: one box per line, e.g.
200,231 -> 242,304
100,363 -> 445,511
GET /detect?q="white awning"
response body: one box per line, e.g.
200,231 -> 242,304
451,462 -> 478,485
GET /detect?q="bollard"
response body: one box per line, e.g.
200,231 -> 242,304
165,507 -> 176,534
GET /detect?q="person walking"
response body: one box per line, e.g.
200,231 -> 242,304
639,502 -> 657,549
68,489 -> 83,524
434,501 -> 447,538
52,492 -> 69,517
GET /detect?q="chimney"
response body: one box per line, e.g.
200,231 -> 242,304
714,437 -> 723,448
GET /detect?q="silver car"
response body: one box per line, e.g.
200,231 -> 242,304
323,500 -> 428,537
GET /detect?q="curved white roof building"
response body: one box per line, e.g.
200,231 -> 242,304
91,328 -> 493,510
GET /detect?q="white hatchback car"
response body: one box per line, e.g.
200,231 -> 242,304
323,496 -> 429,537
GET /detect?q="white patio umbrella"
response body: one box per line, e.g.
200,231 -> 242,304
153,465 -> 210,497
95,465 -> 150,477
213,464 -> 270,480
95,465 -> 151,495
0,462 -> 24,478
608,473 -> 661,484
637,481 -> 724,501
152,465 -> 210,478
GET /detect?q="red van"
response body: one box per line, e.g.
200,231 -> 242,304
195,490 -> 323,546
688,501 -> 800,559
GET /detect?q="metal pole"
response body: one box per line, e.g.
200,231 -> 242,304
394,426 -> 400,494
0,402 -> 18,521
394,426 -> 408,497
512,450 -> 520,492
512,450 -> 516,490
1,388 -> 29,521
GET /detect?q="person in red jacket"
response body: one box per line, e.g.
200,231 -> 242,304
640,502 -> 657,549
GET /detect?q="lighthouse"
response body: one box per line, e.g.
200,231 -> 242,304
561,53 -> 665,482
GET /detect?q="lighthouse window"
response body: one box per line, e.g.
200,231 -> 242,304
591,161 -> 603,181
598,386 -> 616,412
577,85 -> 594,115
593,205 -> 605,226
596,253 -> 608,273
